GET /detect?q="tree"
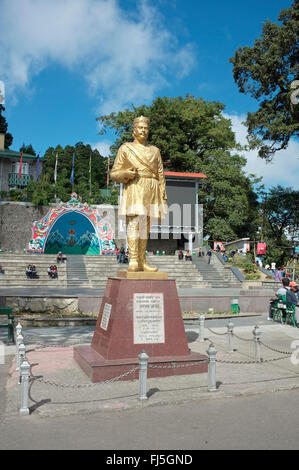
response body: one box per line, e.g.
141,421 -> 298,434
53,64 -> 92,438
97,95 -> 260,241
0,104 -> 13,148
258,185 -> 299,264
229,0 -> 299,160
19,143 -> 36,156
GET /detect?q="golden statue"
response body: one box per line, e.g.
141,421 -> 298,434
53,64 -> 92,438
111,116 -> 168,273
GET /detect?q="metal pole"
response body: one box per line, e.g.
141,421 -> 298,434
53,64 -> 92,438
18,342 -> 26,384
207,343 -> 217,392
138,350 -> 149,401
16,333 -> 24,371
253,325 -> 262,362
20,358 -> 30,416
199,314 -> 205,343
227,320 -> 234,353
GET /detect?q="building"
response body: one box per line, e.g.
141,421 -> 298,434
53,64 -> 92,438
0,132 -> 43,193
147,171 -> 207,254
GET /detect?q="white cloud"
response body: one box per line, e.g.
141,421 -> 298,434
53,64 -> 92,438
0,0 -> 195,114
224,113 -> 299,190
91,140 -> 112,157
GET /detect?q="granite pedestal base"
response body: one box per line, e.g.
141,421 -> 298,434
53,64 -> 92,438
74,277 -> 207,382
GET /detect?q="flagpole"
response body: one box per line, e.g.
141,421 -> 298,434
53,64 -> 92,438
54,153 -> 58,200
89,152 -> 92,197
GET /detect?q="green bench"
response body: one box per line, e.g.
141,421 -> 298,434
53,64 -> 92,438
271,295 -> 296,327
0,307 -> 15,343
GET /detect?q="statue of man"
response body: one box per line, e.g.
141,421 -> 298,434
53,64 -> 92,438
111,116 -> 167,272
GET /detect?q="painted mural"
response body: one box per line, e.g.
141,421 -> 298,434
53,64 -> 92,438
28,193 -> 116,255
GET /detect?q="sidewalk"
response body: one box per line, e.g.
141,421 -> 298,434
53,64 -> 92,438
3,321 -> 299,418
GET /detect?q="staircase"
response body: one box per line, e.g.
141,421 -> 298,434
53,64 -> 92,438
66,255 -> 89,287
192,254 -> 241,288
0,254 -> 67,287
0,254 -> 210,289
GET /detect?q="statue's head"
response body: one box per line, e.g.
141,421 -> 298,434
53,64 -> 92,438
133,115 -> 150,142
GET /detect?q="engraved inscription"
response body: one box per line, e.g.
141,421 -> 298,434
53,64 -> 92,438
134,293 -> 165,344
100,303 -> 112,331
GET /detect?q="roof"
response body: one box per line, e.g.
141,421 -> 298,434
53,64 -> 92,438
0,149 -> 44,160
164,171 -> 207,179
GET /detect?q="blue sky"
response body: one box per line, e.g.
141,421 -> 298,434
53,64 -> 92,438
0,0 -> 298,189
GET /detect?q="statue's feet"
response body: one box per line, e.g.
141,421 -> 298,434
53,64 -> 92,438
128,260 -> 140,272
142,262 -> 158,273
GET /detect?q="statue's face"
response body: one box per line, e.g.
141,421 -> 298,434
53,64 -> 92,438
133,122 -> 149,143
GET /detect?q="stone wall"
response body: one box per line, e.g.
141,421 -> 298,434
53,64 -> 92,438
0,202 -> 48,252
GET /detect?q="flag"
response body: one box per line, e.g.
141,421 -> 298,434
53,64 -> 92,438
54,153 -> 58,184
36,154 -> 40,182
107,156 -> 110,186
70,153 -> 75,185
18,151 -> 23,181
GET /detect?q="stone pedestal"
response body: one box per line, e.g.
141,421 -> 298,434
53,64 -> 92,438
74,278 -> 207,382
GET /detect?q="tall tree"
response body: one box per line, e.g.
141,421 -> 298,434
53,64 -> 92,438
97,95 -> 260,241
230,0 -> 299,160
0,104 -> 13,148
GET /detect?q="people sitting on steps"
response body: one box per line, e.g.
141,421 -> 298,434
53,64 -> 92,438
25,264 -> 39,279
57,252 -> 67,263
185,250 -> 192,261
48,265 -> 58,279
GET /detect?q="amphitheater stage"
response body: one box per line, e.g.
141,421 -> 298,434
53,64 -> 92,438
0,285 -> 275,315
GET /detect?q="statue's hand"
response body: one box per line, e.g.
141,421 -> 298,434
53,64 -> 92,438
124,167 -> 137,182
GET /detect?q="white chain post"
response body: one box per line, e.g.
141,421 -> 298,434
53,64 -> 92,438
18,342 -> 26,384
199,314 -> 205,343
138,350 -> 149,401
15,322 -> 22,344
253,325 -> 262,362
207,343 -> 217,392
20,358 -> 30,416
16,333 -> 24,371
227,320 -> 234,353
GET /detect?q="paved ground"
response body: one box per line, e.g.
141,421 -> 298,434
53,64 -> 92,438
1,314 -> 299,420
1,314 -> 299,450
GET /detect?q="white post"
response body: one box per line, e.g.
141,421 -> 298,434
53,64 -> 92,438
16,333 -> 24,371
138,350 -> 149,401
18,343 -> 26,384
199,314 -> 205,343
15,322 -> 22,344
253,325 -> 262,362
227,320 -> 234,353
20,358 -> 30,416
189,232 -> 193,252
207,343 -> 217,392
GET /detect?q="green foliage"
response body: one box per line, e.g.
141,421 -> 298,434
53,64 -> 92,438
19,143 -> 36,156
231,254 -> 261,280
230,0 -> 299,160
97,95 -> 260,241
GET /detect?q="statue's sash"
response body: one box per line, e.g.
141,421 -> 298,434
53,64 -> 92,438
124,143 -> 159,180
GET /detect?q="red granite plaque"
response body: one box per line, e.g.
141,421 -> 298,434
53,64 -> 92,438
74,278 -> 207,382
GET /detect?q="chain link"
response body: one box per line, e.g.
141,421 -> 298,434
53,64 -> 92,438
232,332 -> 254,342
207,327 -> 227,336
31,366 -> 139,389
148,359 -> 208,370
259,340 -> 292,356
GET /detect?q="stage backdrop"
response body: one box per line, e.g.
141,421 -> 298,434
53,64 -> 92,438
28,193 -> 116,255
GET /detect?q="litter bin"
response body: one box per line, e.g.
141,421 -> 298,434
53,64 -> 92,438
156,250 -> 160,256
231,297 -> 239,314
